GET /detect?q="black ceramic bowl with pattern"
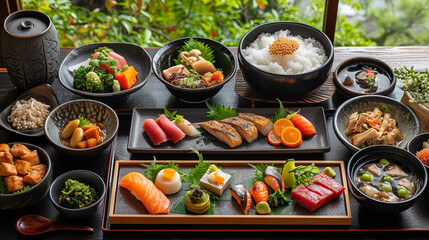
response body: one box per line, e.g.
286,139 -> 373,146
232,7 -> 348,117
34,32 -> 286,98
238,21 -> 334,99
152,37 -> 237,103
407,132 -> 429,169
333,95 -> 420,152
49,170 -> 105,218
347,145 -> 427,213
58,42 -> 151,103
44,99 -> 118,157
0,142 -> 53,210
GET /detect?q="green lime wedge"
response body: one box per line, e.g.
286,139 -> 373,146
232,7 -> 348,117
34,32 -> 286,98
282,159 -> 296,188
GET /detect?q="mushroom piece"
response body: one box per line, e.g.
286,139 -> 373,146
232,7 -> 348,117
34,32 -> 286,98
185,57 -> 198,66
363,163 -> 381,177
188,49 -> 201,57
351,128 -> 378,147
191,60 -> 216,75
385,164 -> 408,178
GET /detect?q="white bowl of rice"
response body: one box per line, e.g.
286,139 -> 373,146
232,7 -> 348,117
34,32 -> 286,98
238,21 -> 334,99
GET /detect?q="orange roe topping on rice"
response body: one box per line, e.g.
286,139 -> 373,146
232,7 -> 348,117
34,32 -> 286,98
416,148 -> 429,166
269,37 -> 299,56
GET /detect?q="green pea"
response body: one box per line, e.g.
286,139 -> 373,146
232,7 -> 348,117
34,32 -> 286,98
360,173 -> 371,181
381,175 -> 392,183
397,188 -> 408,198
379,158 -> 389,165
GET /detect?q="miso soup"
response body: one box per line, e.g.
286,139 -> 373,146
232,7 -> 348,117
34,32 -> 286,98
355,158 -> 419,202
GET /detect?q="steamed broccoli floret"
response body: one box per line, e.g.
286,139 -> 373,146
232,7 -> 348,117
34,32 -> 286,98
85,71 -> 104,93
100,73 -> 114,87
93,66 -> 107,75
73,66 -> 91,90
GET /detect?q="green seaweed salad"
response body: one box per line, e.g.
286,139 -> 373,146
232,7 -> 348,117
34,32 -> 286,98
59,179 -> 98,209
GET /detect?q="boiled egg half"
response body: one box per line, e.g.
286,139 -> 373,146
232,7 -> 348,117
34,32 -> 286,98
155,168 -> 182,195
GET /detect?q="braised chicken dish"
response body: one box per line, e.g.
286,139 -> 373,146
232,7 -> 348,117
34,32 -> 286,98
345,106 -> 403,148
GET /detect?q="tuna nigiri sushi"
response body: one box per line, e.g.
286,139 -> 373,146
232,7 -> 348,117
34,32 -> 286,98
264,166 -> 285,192
238,113 -> 273,136
197,120 -> 242,148
119,172 -> 170,214
230,184 -> 252,215
250,181 -> 269,204
142,119 -> 168,145
219,117 -> 258,143
156,114 -> 186,143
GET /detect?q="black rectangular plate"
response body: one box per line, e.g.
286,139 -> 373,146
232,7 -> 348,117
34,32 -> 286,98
127,107 -> 330,154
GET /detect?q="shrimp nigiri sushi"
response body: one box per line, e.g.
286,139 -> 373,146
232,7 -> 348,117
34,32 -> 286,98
238,113 -> 273,136
230,184 -> 252,215
156,114 -> 186,143
264,166 -> 285,192
119,172 -> 170,214
250,181 -> 269,204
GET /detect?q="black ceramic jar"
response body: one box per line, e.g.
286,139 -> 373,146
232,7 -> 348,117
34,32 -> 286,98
1,10 -> 59,89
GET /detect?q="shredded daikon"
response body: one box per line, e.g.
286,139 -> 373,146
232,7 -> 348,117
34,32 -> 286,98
7,98 -> 50,130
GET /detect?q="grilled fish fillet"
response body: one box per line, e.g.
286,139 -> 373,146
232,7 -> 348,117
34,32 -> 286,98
238,113 -> 273,136
197,120 -> 242,148
219,117 -> 258,143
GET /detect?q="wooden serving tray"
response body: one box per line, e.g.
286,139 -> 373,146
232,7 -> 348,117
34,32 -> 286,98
108,160 -> 351,225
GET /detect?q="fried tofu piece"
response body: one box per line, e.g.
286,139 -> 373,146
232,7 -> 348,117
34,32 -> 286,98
20,150 -> 40,166
10,144 -> 31,158
4,175 -> 25,192
23,170 -> 42,185
31,164 -> 46,177
0,152 -> 13,164
0,163 -> 17,176
15,160 -> 32,175
0,144 -> 10,153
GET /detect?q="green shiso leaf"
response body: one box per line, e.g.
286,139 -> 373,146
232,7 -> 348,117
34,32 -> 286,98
77,114 -> 91,128
141,156 -> 182,182
269,98 -> 288,123
205,102 -> 238,120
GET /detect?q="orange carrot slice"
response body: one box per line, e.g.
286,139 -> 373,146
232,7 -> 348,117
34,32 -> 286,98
87,138 -> 98,148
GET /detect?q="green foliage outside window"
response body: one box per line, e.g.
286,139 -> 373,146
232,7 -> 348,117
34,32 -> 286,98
21,0 -> 374,47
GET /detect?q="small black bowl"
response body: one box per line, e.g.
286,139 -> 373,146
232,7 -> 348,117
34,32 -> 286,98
49,170 -> 106,219
59,42 -> 151,103
333,57 -> 396,98
347,145 -> 427,213
152,37 -> 237,103
333,95 -> 420,152
0,84 -> 59,137
0,142 -> 53,210
238,21 -> 334,99
44,99 -> 119,157
407,132 -> 429,169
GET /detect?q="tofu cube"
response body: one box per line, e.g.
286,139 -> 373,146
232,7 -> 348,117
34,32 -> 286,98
0,152 -> 13,164
10,143 -> 31,158
4,175 -> 25,192
15,160 -> 32,175
31,164 -> 46,177
23,170 -> 42,185
20,150 -> 40,166
0,143 -> 10,153
0,163 -> 17,176
199,170 -> 232,195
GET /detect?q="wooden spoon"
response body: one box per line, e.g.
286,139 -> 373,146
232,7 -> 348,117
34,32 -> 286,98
15,214 -> 94,236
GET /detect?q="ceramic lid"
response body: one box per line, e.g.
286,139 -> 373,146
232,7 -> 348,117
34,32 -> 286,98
4,11 -> 50,38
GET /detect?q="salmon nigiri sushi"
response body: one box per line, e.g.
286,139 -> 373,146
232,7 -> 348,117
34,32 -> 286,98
264,166 -> 285,192
156,114 -> 186,143
119,172 -> 170,214
250,181 -> 269,204
230,184 -> 252,215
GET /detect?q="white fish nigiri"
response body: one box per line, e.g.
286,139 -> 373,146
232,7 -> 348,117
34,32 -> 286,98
173,116 -> 201,136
